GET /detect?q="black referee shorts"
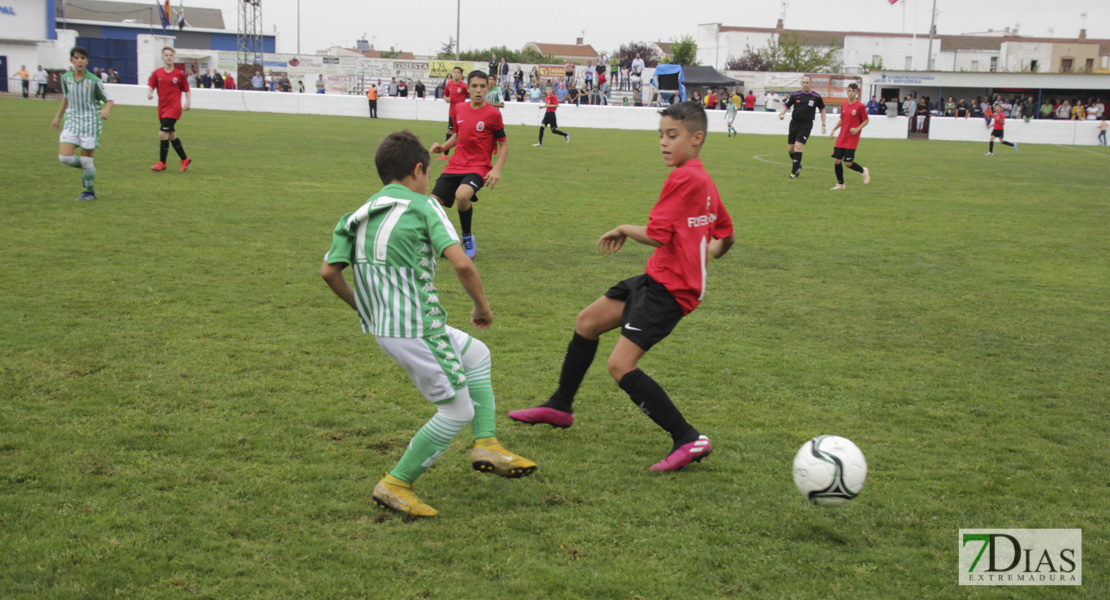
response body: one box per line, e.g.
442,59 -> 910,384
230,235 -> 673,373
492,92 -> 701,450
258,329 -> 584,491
788,120 -> 813,145
604,274 -> 685,351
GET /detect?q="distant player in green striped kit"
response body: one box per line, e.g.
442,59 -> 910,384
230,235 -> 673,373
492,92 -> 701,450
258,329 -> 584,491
51,46 -> 114,201
320,130 -> 537,517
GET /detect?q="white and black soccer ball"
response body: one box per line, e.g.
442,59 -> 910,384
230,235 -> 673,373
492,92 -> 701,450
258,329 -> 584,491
793,435 -> 867,507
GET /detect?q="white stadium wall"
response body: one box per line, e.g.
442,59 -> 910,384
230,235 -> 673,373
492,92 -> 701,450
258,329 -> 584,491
103,84 -> 1104,145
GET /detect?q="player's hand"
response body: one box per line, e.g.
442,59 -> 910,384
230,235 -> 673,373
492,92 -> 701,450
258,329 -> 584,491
484,168 -> 501,189
850,127 -> 859,135
183,102 -> 190,112
470,305 -> 493,329
822,125 -> 827,133
598,228 -> 627,254
51,117 -> 60,130
778,113 -> 785,120
147,91 -> 153,100
99,109 -> 110,121
430,143 -> 444,154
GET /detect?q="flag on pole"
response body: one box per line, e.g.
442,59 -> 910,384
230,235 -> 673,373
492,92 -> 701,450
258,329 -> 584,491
175,0 -> 186,30
164,0 -> 171,24
154,0 -> 169,29
888,0 -> 899,4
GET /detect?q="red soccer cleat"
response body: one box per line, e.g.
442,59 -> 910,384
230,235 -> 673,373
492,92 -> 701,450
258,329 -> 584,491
180,157 -> 192,172
435,155 -> 450,161
150,161 -> 167,171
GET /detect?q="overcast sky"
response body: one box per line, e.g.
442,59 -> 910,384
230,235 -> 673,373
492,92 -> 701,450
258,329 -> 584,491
191,0 -> 1108,57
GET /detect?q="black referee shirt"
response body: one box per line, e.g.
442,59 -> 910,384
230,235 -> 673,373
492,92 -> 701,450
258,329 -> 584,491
784,91 -> 825,122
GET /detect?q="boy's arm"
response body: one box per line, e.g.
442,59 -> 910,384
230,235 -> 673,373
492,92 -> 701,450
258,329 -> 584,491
183,89 -> 191,111
443,244 -> 492,329
709,233 -> 736,259
100,99 -> 114,120
320,261 -> 358,311
829,117 -> 843,138
851,117 -> 870,135
52,97 -> 68,129
485,138 -> 508,189
598,225 -> 662,254
431,133 -> 457,154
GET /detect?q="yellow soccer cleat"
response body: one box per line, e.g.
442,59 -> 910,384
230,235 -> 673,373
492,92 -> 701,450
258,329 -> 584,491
471,439 -> 537,479
372,476 -> 437,517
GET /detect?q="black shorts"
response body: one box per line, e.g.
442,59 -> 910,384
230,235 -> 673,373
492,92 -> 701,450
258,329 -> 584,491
788,120 -> 813,145
541,112 -> 559,128
991,129 -> 1004,139
447,116 -> 455,132
831,146 -> 856,162
159,117 -> 178,133
432,173 -> 483,208
604,274 -> 685,351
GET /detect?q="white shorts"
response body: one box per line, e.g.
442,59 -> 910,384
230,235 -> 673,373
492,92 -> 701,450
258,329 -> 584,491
375,326 -> 473,403
59,130 -> 99,150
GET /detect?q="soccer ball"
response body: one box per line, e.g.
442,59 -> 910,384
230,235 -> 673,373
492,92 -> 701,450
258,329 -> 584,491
792,435 -> 867,507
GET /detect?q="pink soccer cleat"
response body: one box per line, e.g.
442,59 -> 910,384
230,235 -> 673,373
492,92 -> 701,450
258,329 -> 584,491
507,406 -> 574,429
649,435 -> 712,471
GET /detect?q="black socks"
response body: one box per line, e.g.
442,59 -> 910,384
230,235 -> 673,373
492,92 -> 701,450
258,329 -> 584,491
619,369 -> 697,447
542,332 -> 599,413
458,207 -> 473,236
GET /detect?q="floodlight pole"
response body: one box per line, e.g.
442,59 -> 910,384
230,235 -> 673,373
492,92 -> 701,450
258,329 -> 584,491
455,0 -> 460,60
925,0 -> 937,70
297,0 -> 300,55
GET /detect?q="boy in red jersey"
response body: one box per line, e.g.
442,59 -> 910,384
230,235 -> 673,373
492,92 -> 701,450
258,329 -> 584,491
147,47 -> 191,172
534,85 -> 570,146
828,82 -> 870,190
440,66 -> 468,159
984,103 -> 1017,156
509,101 -> 736,472
430,70 -> 508,259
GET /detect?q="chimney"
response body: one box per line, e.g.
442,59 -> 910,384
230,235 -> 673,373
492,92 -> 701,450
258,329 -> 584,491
576,37 -> 583,45
776,18 -> 784,29
1079,28 -> 1087,39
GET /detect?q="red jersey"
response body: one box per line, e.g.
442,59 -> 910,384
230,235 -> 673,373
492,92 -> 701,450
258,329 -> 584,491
834,101 -> 868,150
545,94 -> 558,112
645,159 -> 733,314
992,112 -> 1005,130
148,67 -> 189,120
444,102 -> 505,177
446,80 -> 468,117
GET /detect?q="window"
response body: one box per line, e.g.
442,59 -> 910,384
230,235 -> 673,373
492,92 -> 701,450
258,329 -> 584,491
1060,57 -> 1073,73
904,56 -> 912,69
873,55 -> 881,64
1030,59 -> 1039,72
971,60 -> 979,71
1085,58 -> 1095,73
989,57 -> 997,72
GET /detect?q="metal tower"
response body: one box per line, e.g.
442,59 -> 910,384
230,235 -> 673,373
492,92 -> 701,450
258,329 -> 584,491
237,0 -> 263,67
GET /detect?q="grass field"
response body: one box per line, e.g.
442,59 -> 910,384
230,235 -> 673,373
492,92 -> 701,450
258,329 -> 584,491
1,96 -> 1107,599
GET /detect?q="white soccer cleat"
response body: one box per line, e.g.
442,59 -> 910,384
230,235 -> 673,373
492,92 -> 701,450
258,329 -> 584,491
830,184 -> 846,190
861,167 -> 870,184
984,152 -> 993,156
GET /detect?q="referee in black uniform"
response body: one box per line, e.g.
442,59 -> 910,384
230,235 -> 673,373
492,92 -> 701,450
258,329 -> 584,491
778,75 -> 827,178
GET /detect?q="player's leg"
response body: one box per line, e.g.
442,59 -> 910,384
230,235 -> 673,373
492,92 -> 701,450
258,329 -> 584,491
831,150 -> 846,190
77,146 -> 97,199
167,128 -> 190,171
58,139 -> 88,199
791,141 -> 806,177
442,117 -> 453,157
987,134 -> 995,155
536,123 -> 545,146
154,119 -> 172,170
844,157 -> 869,184
449,328 -> 537,478
454,176 -> 482,259
550,115 -> 569,141
372,335 -> 477,517
509,294 -> 625,426
605,277 -> 709,471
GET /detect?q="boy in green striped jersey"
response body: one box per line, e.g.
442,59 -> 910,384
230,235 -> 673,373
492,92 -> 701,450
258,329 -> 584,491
51,46 -> 113,201
320,131 -> 536,517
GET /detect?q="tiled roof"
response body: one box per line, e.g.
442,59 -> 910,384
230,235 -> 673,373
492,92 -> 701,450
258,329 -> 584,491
528,43 -> 599,59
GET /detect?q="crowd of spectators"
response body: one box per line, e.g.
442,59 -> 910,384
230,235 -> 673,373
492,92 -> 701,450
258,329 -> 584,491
864,93 -> 1106,121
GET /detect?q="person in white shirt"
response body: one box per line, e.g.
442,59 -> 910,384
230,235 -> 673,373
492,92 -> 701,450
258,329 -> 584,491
764,88 -> 781,112
1087,99 -> 1104,120
34,65 -> 49,99
631,54 -> 645,76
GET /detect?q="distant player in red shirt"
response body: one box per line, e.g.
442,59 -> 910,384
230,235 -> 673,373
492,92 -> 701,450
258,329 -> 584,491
828,82 -> 870,190
534,85 -> 570,146
440,66 -> 468,159
146,47 -> 191,172
430,69 -> 508,259
985,103 -> 1017,156
509,101 -> 736,472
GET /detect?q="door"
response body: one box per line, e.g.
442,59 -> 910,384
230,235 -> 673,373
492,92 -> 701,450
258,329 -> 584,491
0,56 -> 7,92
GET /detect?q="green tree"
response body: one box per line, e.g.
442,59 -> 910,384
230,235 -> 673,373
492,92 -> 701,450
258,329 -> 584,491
438,36 -> 456,59
763,32 -> 840,73
663,35 -> 699,66
458,46 -> 556,64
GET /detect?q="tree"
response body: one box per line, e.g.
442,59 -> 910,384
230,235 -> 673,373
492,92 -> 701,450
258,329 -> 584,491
616,41 -> 662,67
726,48 -> 772,71
457,45 -> 557,64
664,35 -> 699,66
858,56 -> 883,74
438,37 -> 456,59
380,46 -> 401,59
762,32 -> 840,73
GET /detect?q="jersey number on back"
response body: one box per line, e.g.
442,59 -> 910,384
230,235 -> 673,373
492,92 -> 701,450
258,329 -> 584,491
359,197 -> 410,264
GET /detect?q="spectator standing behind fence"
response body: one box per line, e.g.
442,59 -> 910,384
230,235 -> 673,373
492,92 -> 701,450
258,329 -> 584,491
224,72 -> 235,89
213,70 -> 223,89
1056,100 -> 1070,120
251,71 -> 263,91
316,74 -> 326,94
34,66 -> 48,98
513,66 -> 523,92
366,84 -> 378,117
620,56 -> 631,91
415,80 -> 426,99
632,53 -> 645,79
16,65 -> 30,98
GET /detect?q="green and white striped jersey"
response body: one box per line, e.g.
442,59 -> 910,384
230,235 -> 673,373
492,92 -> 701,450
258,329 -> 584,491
61,71 -> 112,138
325,183 -> 461,338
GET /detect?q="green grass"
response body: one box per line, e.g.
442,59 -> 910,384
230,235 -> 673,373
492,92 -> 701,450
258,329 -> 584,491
1,96 -> 1107,599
